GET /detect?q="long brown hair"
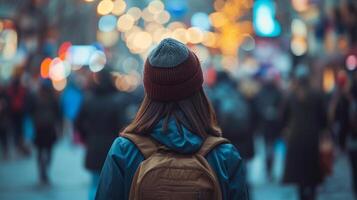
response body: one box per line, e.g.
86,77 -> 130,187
124,88 -> 222,138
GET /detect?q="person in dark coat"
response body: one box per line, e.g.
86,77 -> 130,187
282,66 -> 327,200
334,72 -> 357,198
31,80 -> 62,184
7,76 -> 31,156
254,79 -> 283,180
209,72 -> 255,160
75,68 -> 132,200
0,85 -> 10,159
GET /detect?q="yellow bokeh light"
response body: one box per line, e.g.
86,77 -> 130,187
214,0 -> 225,10
292,0 -> 309,12
148,0 -> 164,14
122,25 -> 141,41
167,21 -> 187,30
291,36 -> 307,56
84,0 -> 95,2
112,0 -> 126,16
127,7 -> 142,21
186,27 -> 204,44
117,14 -> 135,32
97,0 -> 114,15
323,69 -> 335,93
209,12 -> 228,28
97,30 -> 119,47
202,32 -> 218,48
133,31 -> 153,51
172,28 -> 188,44
142,8 -> 154,22
152,28 -> 170,43
52,78 -> 67,91
154,10 -> 170,24
145,22 -> 163,33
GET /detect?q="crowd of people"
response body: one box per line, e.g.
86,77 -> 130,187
0,53 -> 356,200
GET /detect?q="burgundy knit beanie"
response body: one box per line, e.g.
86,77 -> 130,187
143,38 -> 203,101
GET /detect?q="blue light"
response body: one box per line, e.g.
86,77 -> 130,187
253,0 -> 281,37
98,15 -> 117,32
191,12 -> 211,31
166,0 -> 188,19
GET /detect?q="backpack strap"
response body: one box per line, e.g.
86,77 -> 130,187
121,133 -> 158,159
197,136 -> 230,157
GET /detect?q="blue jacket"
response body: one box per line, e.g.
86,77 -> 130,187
95,120 -> 249,200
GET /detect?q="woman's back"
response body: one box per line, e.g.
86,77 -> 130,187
95,38 -> 249,200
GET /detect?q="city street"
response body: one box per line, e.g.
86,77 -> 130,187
0,136 -> 355,200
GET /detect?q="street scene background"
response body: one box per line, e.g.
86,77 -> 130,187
0,0 -> 357,200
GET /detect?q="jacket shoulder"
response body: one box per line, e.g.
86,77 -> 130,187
210,142 -> 243,161
109,136 -> 141,158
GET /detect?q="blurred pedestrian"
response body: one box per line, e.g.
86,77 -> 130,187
255,77 -> 283,181
210,72 -> 255,161
7,76 -> 30,156
30,80 -> 62,185
334,72 -> 357,198
0,85 -> 10,159
75,68 -> 131,200
96,39 -> 248,200
282,66 -> 327,200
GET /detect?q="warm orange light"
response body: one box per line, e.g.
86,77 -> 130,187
52,78 -> 67,91
323,69 -> 335,93
186,27 -> 204,44
172,28 -> 188,44
292,0 -> 309,12
58,41 -> 71,60
202,32 -> 218,48
40,57 -> 52,78
209,12 -> 228,28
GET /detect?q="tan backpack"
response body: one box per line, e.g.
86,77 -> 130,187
122,133 -> 229,200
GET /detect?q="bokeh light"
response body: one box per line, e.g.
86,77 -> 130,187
40,58 -> 52,78
240,34 -> 255,51
291,36 -> 307,56
253,0 -> 281,37
209,12 -> 228,28
187,27 -> 204,44
52,78 -> 67,91
49,58 -> 70,81
58,42 -> 72,60
111,0 -> 126,16
291,18 -> 307,37
97,30 -> 119,47
291,0 -> 309,12
148,0 -> 165,14
191,12 -> 211,31
346,55 -> 357,71
117,14 -> 135,32
97,0 -> 114,15
89,50 -> 106,72
1,29 -> 17,59
154,10 -> 170,24
172,28 -> 188,44
202,32 -> 218,48
323,68 -> 335,93
127,7 -> 142,21
98,15 -> 117,32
